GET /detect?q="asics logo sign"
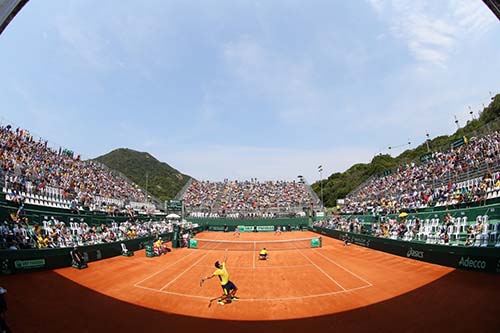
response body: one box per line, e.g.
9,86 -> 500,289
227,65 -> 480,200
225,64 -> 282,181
406,248 -> 424,259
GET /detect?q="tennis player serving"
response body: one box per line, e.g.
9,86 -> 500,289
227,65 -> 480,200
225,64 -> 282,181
200,249 -> 238,306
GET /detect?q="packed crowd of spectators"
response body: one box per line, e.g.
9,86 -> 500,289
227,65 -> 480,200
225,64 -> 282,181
187,210 -> 307,219
313,212 -> 496,247
342,131 -> 500,214
0,125 -> 148,211
0,216 -> 174,250
313,216 -> 366,234
182,179 -> 314,215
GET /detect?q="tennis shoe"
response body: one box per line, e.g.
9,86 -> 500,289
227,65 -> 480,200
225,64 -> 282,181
231,296 -> 239,301
217,300 -> 225,306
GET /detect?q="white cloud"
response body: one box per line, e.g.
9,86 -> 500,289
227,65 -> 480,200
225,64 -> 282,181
451,0 -> 496,34
367,0 -> 495,66
389,10 -> 456,67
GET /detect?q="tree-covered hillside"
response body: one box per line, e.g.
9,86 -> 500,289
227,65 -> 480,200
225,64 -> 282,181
312,94 -> 500,207
94,148 -> 191,202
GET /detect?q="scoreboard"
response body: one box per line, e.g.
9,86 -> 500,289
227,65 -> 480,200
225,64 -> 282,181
166,199 -> 183,215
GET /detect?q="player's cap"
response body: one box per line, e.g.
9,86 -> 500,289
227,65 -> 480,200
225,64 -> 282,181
214,261 -> 221,268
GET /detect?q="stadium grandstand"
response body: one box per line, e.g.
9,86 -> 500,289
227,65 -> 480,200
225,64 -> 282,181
329,111 -> 500,249
0,123 -> 186,252
180,179 -> 318,219
0,124 -> 159,215
341,129 -> 500,215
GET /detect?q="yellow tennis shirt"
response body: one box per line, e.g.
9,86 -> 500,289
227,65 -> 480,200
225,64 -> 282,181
213,262 -> 229,285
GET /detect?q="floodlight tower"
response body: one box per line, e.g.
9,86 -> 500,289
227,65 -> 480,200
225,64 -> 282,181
426,133 -> 431,153
318,165 -> 324,209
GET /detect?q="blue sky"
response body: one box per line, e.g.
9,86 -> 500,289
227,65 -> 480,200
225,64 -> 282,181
0,0 -> 499,183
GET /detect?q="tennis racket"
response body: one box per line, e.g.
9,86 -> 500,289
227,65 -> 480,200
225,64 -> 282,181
208,296 -> 219,307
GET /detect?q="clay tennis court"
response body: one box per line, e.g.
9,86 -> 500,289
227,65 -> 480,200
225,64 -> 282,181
2,231 -> 499,332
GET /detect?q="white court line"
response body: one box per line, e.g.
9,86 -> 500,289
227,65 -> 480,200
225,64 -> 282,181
314,250 -> 373,287
297,250 -> 346,291
252,249 -> 256,269
197,264 -> 313,270
136,284 -> 212,300
240,284 -> 371,302
160,253 -> 209,291
134,283 -> 372,302
133,251 -> 199,287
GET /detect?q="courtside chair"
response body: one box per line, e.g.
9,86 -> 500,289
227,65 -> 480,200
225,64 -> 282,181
490,222 -> 499,245
121,243 -> 134,256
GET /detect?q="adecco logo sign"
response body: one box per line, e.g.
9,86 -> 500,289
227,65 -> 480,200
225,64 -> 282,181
406,248 -> 424,259
458,257 -> 487,270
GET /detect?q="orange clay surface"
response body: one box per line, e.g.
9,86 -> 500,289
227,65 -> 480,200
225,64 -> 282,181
2,231 -> 499,333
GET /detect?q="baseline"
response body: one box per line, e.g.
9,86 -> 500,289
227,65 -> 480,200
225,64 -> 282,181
196,264 -> 313,270
133,283 -> 372,302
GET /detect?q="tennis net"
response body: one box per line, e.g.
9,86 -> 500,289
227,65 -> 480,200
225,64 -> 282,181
188,237 -> 322,251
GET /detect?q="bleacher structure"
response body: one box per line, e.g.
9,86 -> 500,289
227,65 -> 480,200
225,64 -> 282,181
347,201 -> 500,248
394,215 -> 499,247
2,175 -> 161,216
178,179 -> 317,218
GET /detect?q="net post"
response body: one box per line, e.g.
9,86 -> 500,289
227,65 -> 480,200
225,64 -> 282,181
189,238 -> 198,249
310,237 -> 322,248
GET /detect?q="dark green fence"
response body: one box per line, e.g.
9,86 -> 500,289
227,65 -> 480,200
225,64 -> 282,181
0,194 -> 162,226
0,233 -> 173,275
191,217 -> 309,232
311,226 -> 500,274
341,198 -> 500,217
314,203 -> 500,224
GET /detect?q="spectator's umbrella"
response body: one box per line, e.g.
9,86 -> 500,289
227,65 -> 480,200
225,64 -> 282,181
166,213 -> 180,219
398,212 -> 408,218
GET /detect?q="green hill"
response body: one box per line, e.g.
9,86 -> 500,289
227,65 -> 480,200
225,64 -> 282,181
94,148 -> 192,202
313,94 -> 500,207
